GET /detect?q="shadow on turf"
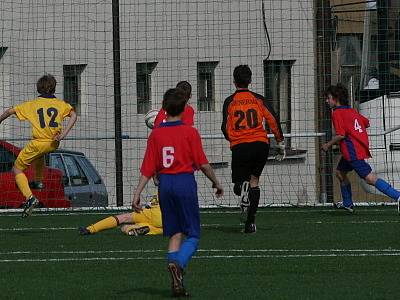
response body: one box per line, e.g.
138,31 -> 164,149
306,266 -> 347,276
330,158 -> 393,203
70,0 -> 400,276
117,287 -> 170,298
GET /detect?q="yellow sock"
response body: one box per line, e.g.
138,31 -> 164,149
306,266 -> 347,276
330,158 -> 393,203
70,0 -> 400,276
34,157 -> 45,182
15,173 -> 32,199
87,216 -> 118,234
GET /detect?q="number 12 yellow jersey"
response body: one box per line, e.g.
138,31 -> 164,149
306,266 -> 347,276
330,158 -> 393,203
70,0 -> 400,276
14,95 -> 73,141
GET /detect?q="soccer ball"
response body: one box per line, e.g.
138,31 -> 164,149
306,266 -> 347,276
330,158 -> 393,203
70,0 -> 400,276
144,109 -> 158,129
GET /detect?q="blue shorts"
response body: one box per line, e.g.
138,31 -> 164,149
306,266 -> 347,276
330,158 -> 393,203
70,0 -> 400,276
336,157 -> 372,179
158,173 -> 200,239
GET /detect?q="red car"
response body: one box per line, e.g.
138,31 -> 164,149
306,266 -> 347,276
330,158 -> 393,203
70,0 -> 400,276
0,140 -> 70,208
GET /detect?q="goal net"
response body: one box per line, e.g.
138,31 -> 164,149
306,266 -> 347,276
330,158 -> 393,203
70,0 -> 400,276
0,0 -> 399,210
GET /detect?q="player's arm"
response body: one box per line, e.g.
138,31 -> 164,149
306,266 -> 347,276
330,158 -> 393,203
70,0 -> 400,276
133,134 -> 157,211
0,107 -> 16,124
260,98 -> 284,142
321,135 -> 345,152
132,175 -> 151,212
322,111 -> 345,152
221,97 -> 231,141
200,164 -> 223,198
54,110 -> 78,141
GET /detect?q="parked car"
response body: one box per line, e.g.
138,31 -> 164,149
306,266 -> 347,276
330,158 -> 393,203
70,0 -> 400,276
47,149 -> 108,207
0,140 -> 108,208
0,140 -> 69,208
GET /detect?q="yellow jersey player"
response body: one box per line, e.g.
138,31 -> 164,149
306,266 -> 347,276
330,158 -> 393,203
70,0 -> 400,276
79,194 -> 163,236
0,75 -> 77,217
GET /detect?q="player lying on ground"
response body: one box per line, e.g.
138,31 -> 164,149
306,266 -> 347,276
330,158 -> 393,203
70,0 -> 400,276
0,75 -> 77,217
132,88 -> 223,297
322,83 -> 400,212
79,194 -> 162,236
221,65 -> 285,233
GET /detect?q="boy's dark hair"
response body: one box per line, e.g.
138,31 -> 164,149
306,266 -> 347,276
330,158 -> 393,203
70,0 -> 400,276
323,83 -> 349,106
176,81 -> 192,101
37,75 -> 57,95
162,88 -> 186,117
233,65 -> 252,88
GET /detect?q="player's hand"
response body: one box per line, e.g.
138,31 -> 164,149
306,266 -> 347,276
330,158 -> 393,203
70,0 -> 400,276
212,182 -> 224,198
132,193 -> 142,212
275,141 -> 286,161
54,133 -> 65,142
321,143 -> 330,152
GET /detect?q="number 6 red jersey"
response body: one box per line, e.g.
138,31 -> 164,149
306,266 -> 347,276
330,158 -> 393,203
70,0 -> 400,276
221,89 -> 284,148
331,106 -> 371,161
140,121 -> 208,178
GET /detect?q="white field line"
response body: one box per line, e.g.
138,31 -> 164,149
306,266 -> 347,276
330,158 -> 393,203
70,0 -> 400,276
1,219 -> 399,232
2,252 -> 400,263
1,249 -> 400,255
0,205 -> 398,216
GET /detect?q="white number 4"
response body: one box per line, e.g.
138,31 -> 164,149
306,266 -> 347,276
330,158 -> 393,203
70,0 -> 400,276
354,119 -> 363,133
162,146 -> 175,168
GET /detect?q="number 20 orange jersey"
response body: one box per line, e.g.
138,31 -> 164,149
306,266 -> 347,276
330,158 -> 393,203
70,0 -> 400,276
221,89 -> 283,148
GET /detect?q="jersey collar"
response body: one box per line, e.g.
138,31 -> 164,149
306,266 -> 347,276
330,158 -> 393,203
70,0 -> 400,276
39,94 -> 57,99
333,105 -> 351,110
159,120 -> 184,127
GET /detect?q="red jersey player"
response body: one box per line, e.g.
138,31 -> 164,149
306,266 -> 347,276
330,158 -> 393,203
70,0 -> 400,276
322,84 -> 400,212
154,81 -> 194,127
132,88 -> 223,297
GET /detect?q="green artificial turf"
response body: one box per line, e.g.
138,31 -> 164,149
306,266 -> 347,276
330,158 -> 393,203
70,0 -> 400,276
0,207 -> 399,299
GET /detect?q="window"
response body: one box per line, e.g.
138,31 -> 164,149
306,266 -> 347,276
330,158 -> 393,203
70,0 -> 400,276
0,47 -> 7,60
197,61 -> 218,111
264,60 -> 295,143
137,62 -> 157,114
63,155 -> 89,186
63,64 -> 86,113
75,156 -> 102,184
0,146 -> 15,173
49,154 -> 68,185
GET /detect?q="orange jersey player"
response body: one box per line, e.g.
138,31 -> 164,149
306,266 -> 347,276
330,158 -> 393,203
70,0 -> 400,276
221,65 -> 284,233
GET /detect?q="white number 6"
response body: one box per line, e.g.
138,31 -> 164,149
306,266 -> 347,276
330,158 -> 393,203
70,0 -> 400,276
162,146 -> 175,168
354,119 -> 363,133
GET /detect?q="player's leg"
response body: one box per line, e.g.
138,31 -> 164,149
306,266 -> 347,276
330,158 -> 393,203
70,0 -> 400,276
335,158 -> 354,212
244,142 -> 269,232
80,212 -> 131,235
169,173 -> 199,297
364,171 -> 400,201
29,156 -> 45,189
231,144 -> 251,220
245,175 -> 260,233
14,142 -> 40,217
158,174 -> 188,297
167,233 -> 189,297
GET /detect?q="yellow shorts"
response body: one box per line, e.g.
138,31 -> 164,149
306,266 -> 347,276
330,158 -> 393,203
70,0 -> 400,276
132,205 -> 163,229
14,140 -> 59,171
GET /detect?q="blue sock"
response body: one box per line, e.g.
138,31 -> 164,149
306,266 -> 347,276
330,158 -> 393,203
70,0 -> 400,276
167,251 -> 179,263
375,178 -> 400,201
176,237 -> 199,269
340,183 -> 353,207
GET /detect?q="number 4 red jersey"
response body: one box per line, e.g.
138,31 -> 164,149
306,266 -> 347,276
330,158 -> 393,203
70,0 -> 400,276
331,106 -> 371,161
140,121 -> 208,178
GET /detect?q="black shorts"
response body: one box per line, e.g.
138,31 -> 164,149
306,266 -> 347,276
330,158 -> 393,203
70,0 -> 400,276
231,141 -> 270,183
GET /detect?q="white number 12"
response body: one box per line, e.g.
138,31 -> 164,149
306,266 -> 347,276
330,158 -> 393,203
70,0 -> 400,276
354,119 -> 363,133
162,146 -> 175,168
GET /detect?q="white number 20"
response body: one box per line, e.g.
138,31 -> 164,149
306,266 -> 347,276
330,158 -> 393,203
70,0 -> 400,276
162,146 -> 175,168
354,119 -> 363,133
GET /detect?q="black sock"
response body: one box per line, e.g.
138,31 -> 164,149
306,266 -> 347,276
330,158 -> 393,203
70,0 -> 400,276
247,187 -> 260,224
